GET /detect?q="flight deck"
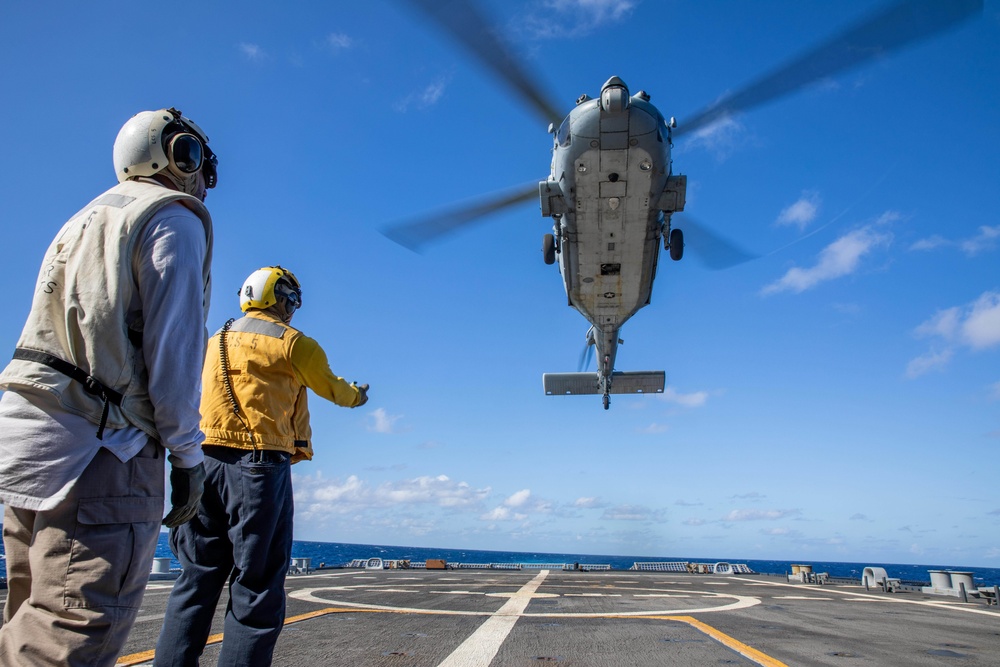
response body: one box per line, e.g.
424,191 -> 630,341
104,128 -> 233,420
102,568 -> 1000,666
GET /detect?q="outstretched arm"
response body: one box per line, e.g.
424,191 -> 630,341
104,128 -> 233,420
290,335 -> 366,408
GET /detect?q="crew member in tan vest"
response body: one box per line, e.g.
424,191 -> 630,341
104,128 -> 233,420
0,108 -> 218,666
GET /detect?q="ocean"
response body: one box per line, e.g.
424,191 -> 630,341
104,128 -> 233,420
152,534 -> 1000,588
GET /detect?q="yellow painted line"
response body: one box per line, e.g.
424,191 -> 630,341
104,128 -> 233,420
115,607 -> 390,665
609,614 -> 789,667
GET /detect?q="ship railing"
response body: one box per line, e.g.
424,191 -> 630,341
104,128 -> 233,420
630,562 -> 688,572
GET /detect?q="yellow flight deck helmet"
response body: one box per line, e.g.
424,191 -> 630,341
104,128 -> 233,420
239,266 -> 302,313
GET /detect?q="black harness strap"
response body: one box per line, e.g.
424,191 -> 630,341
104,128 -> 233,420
12,348 -> 124,440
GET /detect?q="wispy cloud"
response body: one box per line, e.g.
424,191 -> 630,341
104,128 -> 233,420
394,77 -> 450,112
907,291 -> 1000,377
731,492 -> 766,501
722,509 -> 800,522
294,472 -> 491,518
239,42 -> 267,62
367,407 -> 403,434
761,224 -> 892,295
850,513 -> 869,521
904,348 -> 954,379
637,422 -> 669,434
910,224 -> 1000,257
682,114 -> 746,161
521,0 -> 637,39
324,32 -> 354,52
600,504 -> 666,522
776,191 -> 821,231
575,496 -> 605,509
660,386 -> 709,408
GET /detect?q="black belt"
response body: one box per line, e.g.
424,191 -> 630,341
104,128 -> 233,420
12,348 -> 124,440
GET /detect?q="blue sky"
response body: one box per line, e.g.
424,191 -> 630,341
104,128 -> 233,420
1,0 -> 998,567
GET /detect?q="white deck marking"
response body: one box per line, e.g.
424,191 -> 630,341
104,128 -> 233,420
436,570 -> 549,667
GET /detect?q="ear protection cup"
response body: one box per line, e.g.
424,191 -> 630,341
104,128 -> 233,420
166,133 -> 205,174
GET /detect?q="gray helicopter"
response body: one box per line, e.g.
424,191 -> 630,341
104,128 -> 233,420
384,0 -> 982,410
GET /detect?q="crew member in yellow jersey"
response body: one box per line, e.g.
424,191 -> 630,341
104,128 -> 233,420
153,266 -> 368,666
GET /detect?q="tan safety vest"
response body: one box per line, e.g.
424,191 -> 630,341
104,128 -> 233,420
0,180 -> 213,439
200,312 -> 312,455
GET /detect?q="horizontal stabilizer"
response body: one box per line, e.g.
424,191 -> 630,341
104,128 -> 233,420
543,371 -> 665,396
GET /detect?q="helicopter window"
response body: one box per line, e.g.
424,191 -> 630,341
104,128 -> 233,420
556,117 -> 571,147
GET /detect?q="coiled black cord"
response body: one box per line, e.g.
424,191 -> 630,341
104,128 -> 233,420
220,318 -> 260,461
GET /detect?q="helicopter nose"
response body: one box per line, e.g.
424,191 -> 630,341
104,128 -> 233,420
601,76 -> 630,113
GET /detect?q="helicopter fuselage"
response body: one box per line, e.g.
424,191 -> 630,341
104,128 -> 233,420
540,77 -> 686,406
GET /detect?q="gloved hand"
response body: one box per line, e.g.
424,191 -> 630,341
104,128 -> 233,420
355,383 -> 370,407
162,462 -> 207,528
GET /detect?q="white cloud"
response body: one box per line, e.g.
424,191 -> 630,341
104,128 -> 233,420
908,291 -> 1000,377
294,472 -> 491,518
637,422 -> 668,434
324,32 -> 353,51
683,114 -> 745,161
683,518 -> 706,526
660,386 -> 708,408
731,492 -> 766,501
905,348 -> 954,379
761,225 -> 892,295
914,307 -> 961,341
722,509 -> 800,521
505,489 -> 531,507
575,497 -> 604,508
911,225 -> 1000,256
367,407 -> 402,434
481,506 -> 511,521
394,78 -> 449,112
239,42 -> 266,62
961,225 -> 1000,256
962,291 -> 1000,349
600,504 -> 665,522
776,191 -> 821,231
523,0 -> 637,38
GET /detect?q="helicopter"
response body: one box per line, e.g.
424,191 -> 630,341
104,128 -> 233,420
384,0 -> 983,410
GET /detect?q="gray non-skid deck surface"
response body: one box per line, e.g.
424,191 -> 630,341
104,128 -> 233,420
37,569 -> 1000,665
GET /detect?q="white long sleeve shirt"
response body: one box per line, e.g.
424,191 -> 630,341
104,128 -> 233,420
0,200 -> 208,511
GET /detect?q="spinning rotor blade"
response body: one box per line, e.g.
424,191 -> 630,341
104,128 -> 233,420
676,0 -> 983,138
382,183 -> 538,251
675,215 -> 758,271
577,340 -> 595,372
399,0 -> 564,126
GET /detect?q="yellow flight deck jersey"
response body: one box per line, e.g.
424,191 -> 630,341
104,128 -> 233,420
199,310 -> 363,462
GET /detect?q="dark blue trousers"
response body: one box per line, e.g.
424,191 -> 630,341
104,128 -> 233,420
154,446 -> 293,667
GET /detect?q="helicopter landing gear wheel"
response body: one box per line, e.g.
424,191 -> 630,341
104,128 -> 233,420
603,393 -> 610,410
542,233 -> 556,265
669,228 -> 684,261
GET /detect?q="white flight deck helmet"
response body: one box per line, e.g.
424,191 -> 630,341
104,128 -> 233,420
112,108 -> 218,194
240,266 -> 302,314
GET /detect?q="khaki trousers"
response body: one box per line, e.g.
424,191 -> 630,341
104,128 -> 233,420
0,439 -> 164,667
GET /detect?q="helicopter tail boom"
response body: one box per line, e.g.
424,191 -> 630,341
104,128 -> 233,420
543,371 -> 665,397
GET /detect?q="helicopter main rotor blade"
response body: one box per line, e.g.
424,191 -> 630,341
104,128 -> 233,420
399,0 -> 564,127
675,215 -> 759,271
676,0 -> 983,138
382,183 -> 538,252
